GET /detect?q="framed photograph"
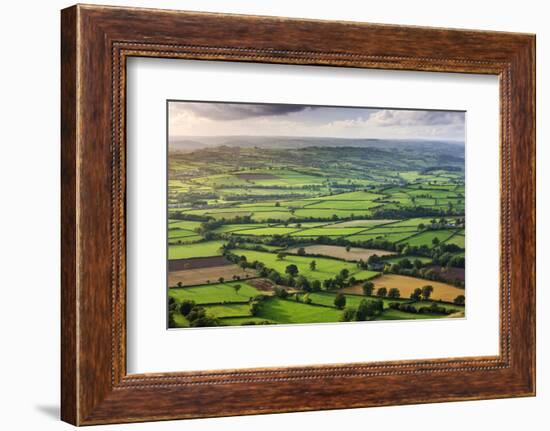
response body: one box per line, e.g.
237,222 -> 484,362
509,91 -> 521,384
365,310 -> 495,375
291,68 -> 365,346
61,4 -> 536,425
165,100 -> 468,329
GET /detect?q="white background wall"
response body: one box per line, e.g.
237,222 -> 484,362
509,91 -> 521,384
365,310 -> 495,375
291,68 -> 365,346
0,0 -> 546,429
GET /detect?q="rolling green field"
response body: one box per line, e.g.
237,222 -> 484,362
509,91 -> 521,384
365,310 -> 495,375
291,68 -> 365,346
382,255 -> 433,264
202,304 -> 252,318
444,231 -> 465,248
168,286 -> 464,327
291,227 -> 367,237
237,227 -> 302,236
167,134 -> 466,328
169,281 -> 262,304
234,249 -> 379,283
300,292 -> 407,309
399,230 -> 456,247
255,298 -> 344,324
168,240 -> 226,260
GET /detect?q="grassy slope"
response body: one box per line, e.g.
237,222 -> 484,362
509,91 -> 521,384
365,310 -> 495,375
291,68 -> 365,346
377,309 -> 439,320
256,298 -> 343,324
203,303 -> 252,318
410,300 -> 464,312
292,227 -> 366,236
234,249 -> 378,282
382,255 -> 432,264
304,292 -> 406,309
168,220 -> 203,230
220,316 -> 275,325
169,281 -> 262,304
168,240 -> 226,259
168,147 -> 465,327
399,230 -> 456,247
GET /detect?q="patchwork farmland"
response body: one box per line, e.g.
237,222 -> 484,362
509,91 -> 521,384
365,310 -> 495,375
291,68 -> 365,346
167,139 -> 466,328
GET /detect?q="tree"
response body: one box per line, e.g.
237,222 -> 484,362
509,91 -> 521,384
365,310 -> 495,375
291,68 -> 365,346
274,286 -> 289,299
311,280 -> 322,291
388,288 -> 401,299
410,287 -> 422,301
413,259 -> 423,270
356,299 -> 384,321
295,275 -> 310,291
323,278 -> 334,290
355,300 -> 370,321
377,287 -> 388,297
339,268 -> 349,279
275,201 -> 281,207
432,237 -> 440,246
297,247 -> 306,256
218,277 -> 225,284
168,296 -> 176,309
285,264 -> 299,277
362,280 -> 374,296
176,281 -> 183,288
390,263 -> 401,273
186,306 -> 220,328
346,245 -> 351,252
168,311 -> 177,328
189,315 -> 219,327
367,254 -> 382,266
179,300 -> 196,316
341,307 -> 357,322
453,294 -> 465,305
421,285 -> 434,301
398,258 -> 412,269
334,293 -> 347,309
372,298 -> 384,313
233,284 -> 241,295
249,301 -> 262,316
277,252 -> 286,261
309,260 -> 317,271
334,274 -> 346,288
282,274 -> 295,287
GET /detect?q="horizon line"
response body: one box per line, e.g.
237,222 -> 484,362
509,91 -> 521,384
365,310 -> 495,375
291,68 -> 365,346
169,135 -> 465,143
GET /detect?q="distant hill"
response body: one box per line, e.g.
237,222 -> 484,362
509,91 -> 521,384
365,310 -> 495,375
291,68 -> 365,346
169,135 -> 465,154
169,138 -> 464,178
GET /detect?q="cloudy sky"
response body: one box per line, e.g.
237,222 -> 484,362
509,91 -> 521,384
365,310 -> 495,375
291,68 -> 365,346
169,101 -> 465,142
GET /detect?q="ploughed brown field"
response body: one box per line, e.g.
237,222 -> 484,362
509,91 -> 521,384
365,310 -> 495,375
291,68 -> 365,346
247,278 -> 277,293
168,255 -> 230,272
340,274 -> 464,302
168,264 -> 255,287
286,244 -> 395,261
426,266 -> 465,283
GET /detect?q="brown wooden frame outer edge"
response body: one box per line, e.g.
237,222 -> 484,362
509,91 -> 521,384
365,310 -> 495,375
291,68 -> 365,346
61,4 -> 535,426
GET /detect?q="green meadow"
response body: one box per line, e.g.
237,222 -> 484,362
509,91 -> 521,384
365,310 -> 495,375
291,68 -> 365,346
167,138 -> 466,328
168,240 -> 226,260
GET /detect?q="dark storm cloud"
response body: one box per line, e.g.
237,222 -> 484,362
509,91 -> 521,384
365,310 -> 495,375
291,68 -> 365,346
173,102 -> 311,121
